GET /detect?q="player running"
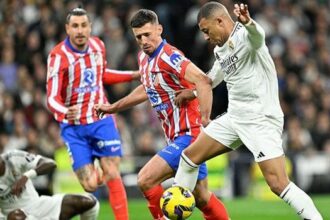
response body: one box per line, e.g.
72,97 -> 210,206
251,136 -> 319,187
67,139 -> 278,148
95,9 -> 229,220
173,2 -> 323,220
46,8 -> 138,220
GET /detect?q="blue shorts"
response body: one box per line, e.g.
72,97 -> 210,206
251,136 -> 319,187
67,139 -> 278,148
60,116 -> 122,171
158,135 -> 207,180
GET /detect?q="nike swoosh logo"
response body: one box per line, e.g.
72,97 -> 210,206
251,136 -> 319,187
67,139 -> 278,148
111,146 -> 121,152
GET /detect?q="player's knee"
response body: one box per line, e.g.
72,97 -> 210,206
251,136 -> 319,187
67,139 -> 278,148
80,180 -> 98,192
137,171 -> 152,191
7,209 -> 26,220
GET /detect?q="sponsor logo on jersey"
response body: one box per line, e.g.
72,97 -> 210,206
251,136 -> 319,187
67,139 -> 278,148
217,53 -> 238,75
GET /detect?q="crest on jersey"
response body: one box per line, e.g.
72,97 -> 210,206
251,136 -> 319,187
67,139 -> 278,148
228,40 -> 234,50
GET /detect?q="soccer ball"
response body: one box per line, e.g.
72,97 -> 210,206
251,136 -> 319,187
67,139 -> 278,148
160,186 -> 196,220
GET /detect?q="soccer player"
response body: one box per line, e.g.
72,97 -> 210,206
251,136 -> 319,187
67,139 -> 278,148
46,8 -> 136,220
0,150 -> 99,220
173,2 -> 323,220
95,9 -> 229,220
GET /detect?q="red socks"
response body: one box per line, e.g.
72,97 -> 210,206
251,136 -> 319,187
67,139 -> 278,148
200,193 -> 229,220
143,185 -> 165,220
107,178 -> 129,220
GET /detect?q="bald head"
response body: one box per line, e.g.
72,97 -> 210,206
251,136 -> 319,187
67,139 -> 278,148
197,2 -> 229,23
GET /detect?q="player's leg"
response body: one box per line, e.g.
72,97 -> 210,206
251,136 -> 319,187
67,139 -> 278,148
138,154 -> 174,219
193,173 -> 229,219
258,156 -> 323,220
100,156 -> 129,220
60,123 -> 99,192
237,116 -> 322,220
174,114 -> 235,191
7,209 -> 26,220
93,116 -> 128,220
59,194 -> 99,220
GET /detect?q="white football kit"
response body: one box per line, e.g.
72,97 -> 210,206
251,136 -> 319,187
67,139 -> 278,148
0,150 -> 63,219
205,20 -> 284,162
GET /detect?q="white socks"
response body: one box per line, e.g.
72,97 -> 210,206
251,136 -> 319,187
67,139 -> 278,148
80,195 -> 100,220
280,182 -> 322,220
174,152 -> 199,191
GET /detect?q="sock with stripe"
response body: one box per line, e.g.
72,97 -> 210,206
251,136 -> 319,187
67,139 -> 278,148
174,152 -> 199,191
107,178 -> 129,220
280,182 -> 322,220
143,184 -> 165,220
200,193 -> 229,220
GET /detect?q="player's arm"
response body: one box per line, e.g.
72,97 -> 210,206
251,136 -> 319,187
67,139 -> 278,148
94,84 -> 148,116
175,61 -> 223,107
11,152 -> 56,196
184,63 -> 212,126
103,69 -> 140,85
46,54 -> 71,119
234,3 -> 265,49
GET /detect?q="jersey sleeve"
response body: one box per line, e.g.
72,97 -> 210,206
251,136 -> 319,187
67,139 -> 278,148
207,59 -> 224,88
243,19 -> 266,49
46,52 -> 68,120
6,150 -> 41,174
103,69 -> 134,84
159,48 -> 191,79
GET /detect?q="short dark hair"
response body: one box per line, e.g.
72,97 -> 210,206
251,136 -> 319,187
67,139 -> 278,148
66,8 -> 90,24
197,2 -> 224,23
130,9 -> 158,28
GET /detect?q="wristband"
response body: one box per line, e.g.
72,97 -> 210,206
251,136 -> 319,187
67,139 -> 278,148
23,169 -> 37,179
193,90 -> 197,97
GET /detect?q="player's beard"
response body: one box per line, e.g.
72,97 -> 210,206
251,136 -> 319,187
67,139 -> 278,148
74,36 -> 88,50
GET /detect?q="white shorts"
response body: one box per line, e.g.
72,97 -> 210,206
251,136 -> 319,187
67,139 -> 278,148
21,194 -> 64,220
204,113 -> 284,162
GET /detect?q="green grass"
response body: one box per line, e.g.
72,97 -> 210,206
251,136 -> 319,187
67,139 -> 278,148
96,195 -> 330,220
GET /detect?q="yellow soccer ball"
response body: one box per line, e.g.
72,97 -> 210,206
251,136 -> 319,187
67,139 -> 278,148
160,186 -> 196,220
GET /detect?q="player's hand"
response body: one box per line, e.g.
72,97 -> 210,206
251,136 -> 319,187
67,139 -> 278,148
233,3 -> 251,25
132,71 -> 141,80
65,105 -> 79,121
11,176 -> 28,197
94,103 -> 116,118
174,89 -> 196,107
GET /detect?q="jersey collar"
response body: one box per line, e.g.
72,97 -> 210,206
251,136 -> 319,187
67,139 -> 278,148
148,39 -> 166,62
64,37 -> 89,54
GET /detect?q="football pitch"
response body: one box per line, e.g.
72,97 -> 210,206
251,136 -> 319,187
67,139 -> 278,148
96,195 -> 330,220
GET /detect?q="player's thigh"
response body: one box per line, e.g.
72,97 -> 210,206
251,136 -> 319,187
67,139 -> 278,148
90,116 -> 123,159
234,116 -> 284,162
60,123 -> 93,171
190,113 -> 238,164
138,155 -> 174,191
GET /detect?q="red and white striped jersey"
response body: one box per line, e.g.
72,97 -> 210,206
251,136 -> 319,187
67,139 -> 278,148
138,40 -> 202,142
46,36 -> 134,124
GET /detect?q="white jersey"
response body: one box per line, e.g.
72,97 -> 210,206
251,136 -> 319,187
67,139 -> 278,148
0,150 -> 41,215
209,21 -> 283,119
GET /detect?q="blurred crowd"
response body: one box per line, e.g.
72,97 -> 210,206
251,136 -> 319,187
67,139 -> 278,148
0,0 -> 330,196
